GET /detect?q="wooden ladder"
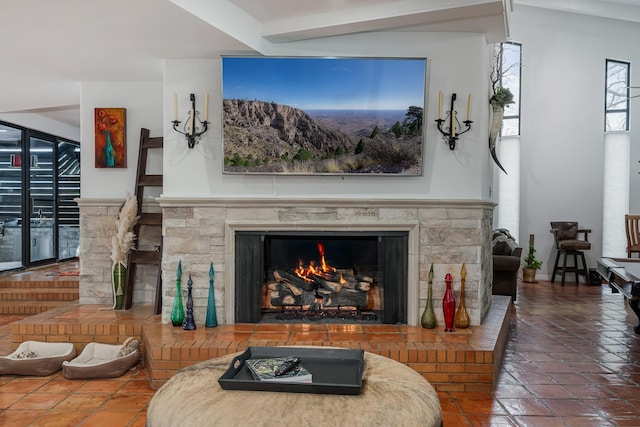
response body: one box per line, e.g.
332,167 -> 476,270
123,128 -> 163,313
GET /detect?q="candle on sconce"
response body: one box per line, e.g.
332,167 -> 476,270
173,93 -> 178,121
204,93 -> 209,122
438,91 -> 443,120
466,93 -> 472,121
189,109 -> 195,135
451,110 -> 456,137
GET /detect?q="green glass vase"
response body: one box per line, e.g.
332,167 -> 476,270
421,264 -> 436,329
171,260 -> 185,326
112,262 -> 126,310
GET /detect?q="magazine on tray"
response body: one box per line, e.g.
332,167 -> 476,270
245,357 -> 312,383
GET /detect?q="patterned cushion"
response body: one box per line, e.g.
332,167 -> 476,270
493,236 -> 516,256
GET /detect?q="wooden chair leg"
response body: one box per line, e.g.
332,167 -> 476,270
551,250 -> 561,283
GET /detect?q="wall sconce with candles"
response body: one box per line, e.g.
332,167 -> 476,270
435,92 -> 472,150
172,93 -> 209,148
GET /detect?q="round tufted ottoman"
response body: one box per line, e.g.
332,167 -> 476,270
147,349 -> 442,427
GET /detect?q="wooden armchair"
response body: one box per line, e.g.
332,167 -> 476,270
625,215 -> 640,258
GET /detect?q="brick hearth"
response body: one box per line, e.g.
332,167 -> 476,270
10,296 -> 510,393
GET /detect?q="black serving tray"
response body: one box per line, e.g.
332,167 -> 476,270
218,346 -> 364,395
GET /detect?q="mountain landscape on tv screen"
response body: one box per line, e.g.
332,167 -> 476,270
223,99 -> 423,175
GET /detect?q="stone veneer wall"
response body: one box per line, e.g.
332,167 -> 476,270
158,198 -> 495,327
77,198 -> 495,326
77,198 -> 161,306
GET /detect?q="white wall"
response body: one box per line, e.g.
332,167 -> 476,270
511,5 -> 640,277
163,32 -> 494,200
80,82 -> 163,198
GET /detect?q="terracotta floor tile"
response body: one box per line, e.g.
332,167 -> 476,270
497,398 -> 554,416
0,378 -> 49,394
99,394 -> 150,412
9,393 -> 67,410
560,416 -> 616,427
540,398 -> 600,417
77,380 -> 125,394
465,414 -> 519,426
526,384 -> 575,399
0,409 -> 44,427
36,379 -> 85,394
0,392 -> 25,409
115,379 -> 155,395
55,394 -> 110,411
77,411 -> 137,427
29,411 -> 91,427
512,415 -> 568,427
127,413 -> 148,427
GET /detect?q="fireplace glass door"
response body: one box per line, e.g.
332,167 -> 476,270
235,231 -> 407,324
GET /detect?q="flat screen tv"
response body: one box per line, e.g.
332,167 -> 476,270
221,56 -> 426,175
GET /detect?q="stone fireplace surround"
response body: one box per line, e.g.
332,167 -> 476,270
153,198 -> 496,328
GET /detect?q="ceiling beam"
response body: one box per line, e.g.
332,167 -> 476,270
260,0 -> 508,43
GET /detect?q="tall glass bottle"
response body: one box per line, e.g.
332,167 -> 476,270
454,264 -> 470,329
206,262 -> 218,327
421,263 -> 436,328
170,260 -> 185,326
442,273 -> 456,332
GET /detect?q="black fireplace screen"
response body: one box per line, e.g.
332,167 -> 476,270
235,231 -> 408,324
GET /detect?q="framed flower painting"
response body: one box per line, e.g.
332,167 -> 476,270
95,108 -> 126,168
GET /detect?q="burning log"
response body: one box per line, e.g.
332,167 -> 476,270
356,282 -> 370,292
273,270 -> 314,291
322,288 -> 368,307
282,282 -> 303,296
315,276 -> 342,293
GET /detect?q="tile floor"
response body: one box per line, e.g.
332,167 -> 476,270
1,270 -> 640,426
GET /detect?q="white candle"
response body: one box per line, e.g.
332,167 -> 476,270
466,93 -> 472,121
438,91 -> 443,120
173,93 -> 178,121
189,109 -> 195,135
451,110 -> 456,137
204,93 -> 209,122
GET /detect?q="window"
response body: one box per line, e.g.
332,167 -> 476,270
602,59 -> 631,257
499,42 -> 521,136
605,59 -> 630,132
494,42 -> 522,241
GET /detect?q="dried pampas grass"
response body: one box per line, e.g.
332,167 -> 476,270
111,193 -> 139,265
109,193 -> 139,309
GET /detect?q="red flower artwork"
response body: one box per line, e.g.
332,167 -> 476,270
94,108 -> 126,168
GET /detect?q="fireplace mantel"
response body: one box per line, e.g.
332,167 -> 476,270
153,197 -> 495,328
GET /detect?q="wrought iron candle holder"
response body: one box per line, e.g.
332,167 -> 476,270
435,92 -> 473,150
172,93 -> 209,148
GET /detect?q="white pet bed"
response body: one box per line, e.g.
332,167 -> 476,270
0,341 -> 76,376
63,341 -> 139,379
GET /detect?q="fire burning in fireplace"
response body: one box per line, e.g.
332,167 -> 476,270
263,242 -> 380,322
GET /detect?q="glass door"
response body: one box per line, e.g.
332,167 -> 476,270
57,140 -> 80,259
28,133 -> 56,264
0,123 -> 24,271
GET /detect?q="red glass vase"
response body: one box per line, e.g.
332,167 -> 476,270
443,273 -> 456,332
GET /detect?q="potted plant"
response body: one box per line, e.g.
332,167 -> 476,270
523,234 -> 542,283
